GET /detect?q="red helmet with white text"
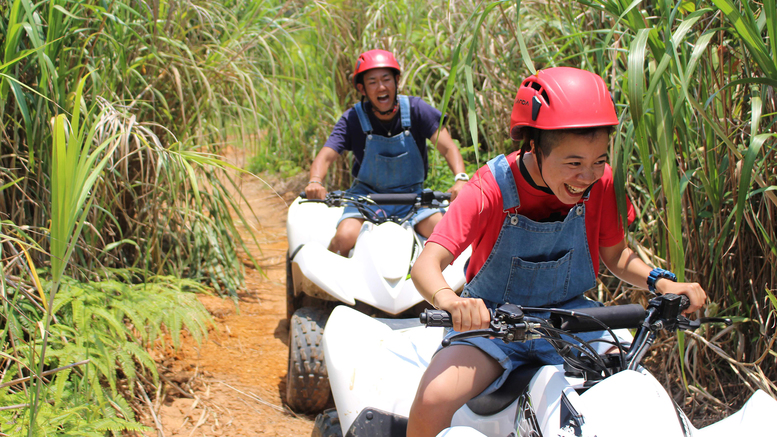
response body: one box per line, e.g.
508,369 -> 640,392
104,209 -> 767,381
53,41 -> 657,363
509,67 -> 618,140
352,49 -> 401,88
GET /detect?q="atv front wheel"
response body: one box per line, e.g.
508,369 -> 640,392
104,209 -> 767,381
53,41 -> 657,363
286,307 -> 330,414
312,408 -> 342,437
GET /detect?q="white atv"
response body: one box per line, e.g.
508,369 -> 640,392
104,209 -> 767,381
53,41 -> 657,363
285,189 -> 471,413
316,293 -> 777,436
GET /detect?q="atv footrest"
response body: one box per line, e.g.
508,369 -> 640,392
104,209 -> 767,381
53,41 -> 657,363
344,407 -> 408,437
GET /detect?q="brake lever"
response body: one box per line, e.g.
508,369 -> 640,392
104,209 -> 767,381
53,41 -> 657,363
442,329 -> 497,347
675,316 -> 732,331
698,317 -> 733,326
676,317 -> 701,331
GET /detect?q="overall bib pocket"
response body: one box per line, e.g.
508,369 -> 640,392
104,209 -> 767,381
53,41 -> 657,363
504,249 -> 573,305
372,152 -> 418,190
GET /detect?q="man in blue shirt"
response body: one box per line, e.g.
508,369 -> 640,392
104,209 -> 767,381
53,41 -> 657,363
305,49 -> 469,256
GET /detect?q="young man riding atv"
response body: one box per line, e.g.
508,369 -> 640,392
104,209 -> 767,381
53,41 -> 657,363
305,49 -> 469,256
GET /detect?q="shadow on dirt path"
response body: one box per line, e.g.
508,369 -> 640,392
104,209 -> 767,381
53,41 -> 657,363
142,147 -> 313,436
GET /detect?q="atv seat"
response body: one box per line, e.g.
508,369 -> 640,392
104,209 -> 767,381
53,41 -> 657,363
466,364 -> 543,416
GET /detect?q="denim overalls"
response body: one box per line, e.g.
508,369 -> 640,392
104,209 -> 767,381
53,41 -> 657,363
338,95 -> 440,226
464,154 -> 597,306
446,154 -> 615,397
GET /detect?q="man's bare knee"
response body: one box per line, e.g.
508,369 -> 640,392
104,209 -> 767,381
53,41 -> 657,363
329,218 -> 364,255
415,212 -> 443,238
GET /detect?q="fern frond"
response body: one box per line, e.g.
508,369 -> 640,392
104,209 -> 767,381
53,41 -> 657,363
90,307 -> 129,338
122,341 -> 159,381
115,345 -> 136,382
53,367 -> 72,406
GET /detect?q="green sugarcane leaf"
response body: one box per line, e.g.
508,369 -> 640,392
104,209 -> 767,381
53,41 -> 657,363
710,0 -> 777,78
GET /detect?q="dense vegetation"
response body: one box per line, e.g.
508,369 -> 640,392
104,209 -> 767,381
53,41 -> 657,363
0,0 -> 291,433
0,0 -> 774,434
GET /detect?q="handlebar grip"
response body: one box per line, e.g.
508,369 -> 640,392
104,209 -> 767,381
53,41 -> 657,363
299,191 -> 307,199
420,309 -> 452,327
366,193 -> 419,205
436,192 -> 452,201
554,304 -> 647,332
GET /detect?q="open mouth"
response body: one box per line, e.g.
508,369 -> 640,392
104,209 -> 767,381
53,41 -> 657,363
376,93 -> 391,104
565,184 -> 587,195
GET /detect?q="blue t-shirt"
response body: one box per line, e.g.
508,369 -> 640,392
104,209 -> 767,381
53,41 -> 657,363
323,96 -> 445,178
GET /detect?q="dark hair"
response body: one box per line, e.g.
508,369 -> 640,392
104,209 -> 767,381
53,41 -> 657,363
515,126 -> 614,156
516,126 -> 614,175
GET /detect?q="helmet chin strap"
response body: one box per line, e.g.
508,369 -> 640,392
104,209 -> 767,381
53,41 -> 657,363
531,133 -> 551,189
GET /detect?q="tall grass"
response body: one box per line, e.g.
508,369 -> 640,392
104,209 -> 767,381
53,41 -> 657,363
1,0 -> 304,433
257,0 -> 776,420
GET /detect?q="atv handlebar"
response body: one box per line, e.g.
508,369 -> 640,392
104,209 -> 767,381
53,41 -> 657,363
420,294 -> 729,379
363,192 -> 445,205
420,302 -> 649,332
300,189 -> 451,225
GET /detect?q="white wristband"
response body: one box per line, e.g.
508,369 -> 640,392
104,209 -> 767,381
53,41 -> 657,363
454,172 -> 470,182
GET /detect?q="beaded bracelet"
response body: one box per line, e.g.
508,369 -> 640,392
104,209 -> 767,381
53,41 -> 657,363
308,180 -> 324,186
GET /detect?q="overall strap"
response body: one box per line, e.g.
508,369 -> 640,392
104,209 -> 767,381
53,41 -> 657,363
399,95 -> 411,130
353,101 -> 373,134
486,154 -> 521,212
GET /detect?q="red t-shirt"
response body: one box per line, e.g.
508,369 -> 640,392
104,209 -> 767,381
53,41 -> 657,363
429,151 -> 635,282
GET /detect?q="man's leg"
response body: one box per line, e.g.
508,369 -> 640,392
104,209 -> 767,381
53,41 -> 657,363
414,211 -> 443,238
329,217 -> 365,256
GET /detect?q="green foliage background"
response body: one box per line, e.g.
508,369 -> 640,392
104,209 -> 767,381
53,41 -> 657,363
0,0 -> 291,433
0,0 -> 775,433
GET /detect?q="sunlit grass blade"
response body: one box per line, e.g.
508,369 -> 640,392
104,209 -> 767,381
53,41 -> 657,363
735,132 -> 772,236
513,0 -> 536,74
33,74 -> 122,433
654,81 -> 685,278
626,28 -> 655,197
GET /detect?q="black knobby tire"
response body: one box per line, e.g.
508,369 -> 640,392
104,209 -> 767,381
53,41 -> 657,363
286,250 -> 302,320
286,307 -> 330,414
311,408 -> 342,437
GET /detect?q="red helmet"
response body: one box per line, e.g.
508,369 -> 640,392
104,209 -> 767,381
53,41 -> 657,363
352,49 -> 401,88
509,67 -> 618,140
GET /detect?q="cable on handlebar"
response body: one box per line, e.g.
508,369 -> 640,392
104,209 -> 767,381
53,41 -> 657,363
424,296 -> 709,379
523,306 -> 631,371
535,325 -> 612,377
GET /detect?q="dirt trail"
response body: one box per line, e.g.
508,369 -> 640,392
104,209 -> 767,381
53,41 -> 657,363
143,148 -> 314,436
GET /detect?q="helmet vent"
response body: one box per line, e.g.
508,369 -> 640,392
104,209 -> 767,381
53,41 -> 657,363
528,81 -> 550,105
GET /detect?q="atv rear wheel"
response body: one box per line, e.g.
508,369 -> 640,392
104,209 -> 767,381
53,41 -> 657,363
312,408 -> 342,437
286,250 -> 302,320
286,307 -> 330,414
